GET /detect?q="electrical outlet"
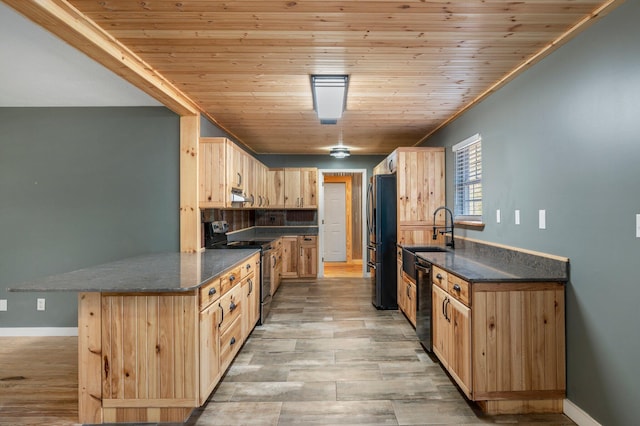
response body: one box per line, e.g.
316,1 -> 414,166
515,210 -> 521,225
539,210 -> 546,230
496,209 -> 501,224
37,298 -> 46,311
636,214 -> 640,238
0,299 -> 7,311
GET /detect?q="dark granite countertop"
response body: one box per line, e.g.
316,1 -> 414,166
415,244 -> 568,283
8,249 -> 260,293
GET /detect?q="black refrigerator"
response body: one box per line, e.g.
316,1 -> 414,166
367,174 -> 397,309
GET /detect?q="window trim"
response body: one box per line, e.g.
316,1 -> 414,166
452,133 -> 483,224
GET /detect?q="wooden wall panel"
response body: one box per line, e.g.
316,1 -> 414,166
78,292 -> 103,424
101,294 -> 198,407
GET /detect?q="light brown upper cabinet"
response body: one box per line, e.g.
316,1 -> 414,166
199,137 -> 317,210
267,168 -> 285,209
375,147 -> 446,245
284,168 -> 317,209
199,137 -> 227,208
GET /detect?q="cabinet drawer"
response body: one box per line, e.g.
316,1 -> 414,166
218,283 -> 242,332
448,274 -> 471,307
220,266 -> 242,295
219,316 -> 243,371
298,235 -> 317,246
199,277 -> 222,310
241,254 -> 259,279
432,266 -> 448,290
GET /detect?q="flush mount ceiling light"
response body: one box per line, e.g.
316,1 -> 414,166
330,146 -> 351,158
311,75 -> 349,125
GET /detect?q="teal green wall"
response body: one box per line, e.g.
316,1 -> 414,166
0,107 -> 180,327
422,2 -> 639,424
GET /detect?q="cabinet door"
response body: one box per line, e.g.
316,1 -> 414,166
432,285 -> 450,364
407,280 -> 417,327
199,138 -> 226,208
267,168 -> 285,208
298,236 -> 317,278
199,302 -> 220,405
242,275 -> 260,338
300,168 -> 317,208
284,168 -> 301,208
281,237 -> 299,278
226,143 -> 245,192
396,149 -> 445,225
448,296 -> 472,397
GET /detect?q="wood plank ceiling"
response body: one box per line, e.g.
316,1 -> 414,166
16,0 -> 622,155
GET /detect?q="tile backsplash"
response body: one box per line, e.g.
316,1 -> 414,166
202,209 -> 317,231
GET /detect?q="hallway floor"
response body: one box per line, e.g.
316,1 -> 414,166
188,277 -> 575,425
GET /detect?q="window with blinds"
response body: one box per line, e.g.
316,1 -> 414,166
453,134 -> 482,221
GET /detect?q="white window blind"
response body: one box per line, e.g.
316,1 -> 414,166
453,134 -> 482,221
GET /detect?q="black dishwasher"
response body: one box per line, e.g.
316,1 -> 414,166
415,256 -> 433,352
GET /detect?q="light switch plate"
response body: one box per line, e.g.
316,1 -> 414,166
515,210 -> 521,225
37,298 -> 45,311
496,209 -> 501,224
0,299 -> 7,311
636,214 -> 640,238
539,210 -> 546,229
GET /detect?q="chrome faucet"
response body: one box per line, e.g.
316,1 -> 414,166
432,206 -> 455,249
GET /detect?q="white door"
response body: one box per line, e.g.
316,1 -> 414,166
324,182 -> 347,262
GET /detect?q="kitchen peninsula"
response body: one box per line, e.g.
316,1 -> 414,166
9,249 -> 261,424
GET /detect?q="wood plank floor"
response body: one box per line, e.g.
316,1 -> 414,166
0,277 -> 576,425
323,261 -> 364,278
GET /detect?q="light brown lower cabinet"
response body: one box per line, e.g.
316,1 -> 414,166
298,236 -> 317,278
431,266 -> 566,415
77,253 -> 261,424
397,272 -> 416,327
280,235 -> 317,280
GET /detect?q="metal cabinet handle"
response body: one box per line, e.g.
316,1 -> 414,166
229,301 -> 237,312
445,298 -> 451,323
453,284 -> 461,292
230,337 -> 236,346
208,287 -> 217,296
436,273 -> 443,280
246,263 -> 251,271
229,274 -> 236,283
248,279 -> 253,295
218,303 -> 224,327
237,172 -> 242,186
301,197 -> 304,207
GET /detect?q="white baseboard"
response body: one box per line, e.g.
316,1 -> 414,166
564,399 -> 602,426
0,327 -> 78,337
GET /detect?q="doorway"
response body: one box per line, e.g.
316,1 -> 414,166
318,169 -> 368,278
324,182 -> 347,262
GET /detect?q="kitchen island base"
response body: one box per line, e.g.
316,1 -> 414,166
76,252 -> 261,424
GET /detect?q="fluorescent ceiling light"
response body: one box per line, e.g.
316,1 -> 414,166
330,146 -> 351,158
311,75 -> 349,124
